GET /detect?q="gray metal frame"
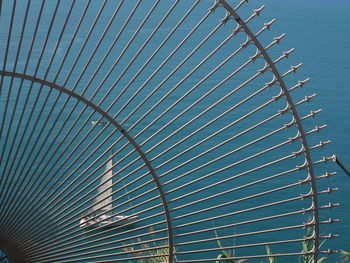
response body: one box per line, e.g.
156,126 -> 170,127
0,0 -> 337,262
218,0 -> 320,257
0,70 -> 174,261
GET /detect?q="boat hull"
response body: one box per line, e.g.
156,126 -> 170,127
80,215 -> 137,228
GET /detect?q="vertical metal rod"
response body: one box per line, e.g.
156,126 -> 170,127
7,4 -> 213,239
0,72 -> 175,263
24,1 -> 207,220
0,0 -> 109,227
0,0 -> 94,224
0,0 -> 47,220
0,0 -> 16,96
0,0 -> 77,224
0,0 -> 31,212
5,0 -> 160,237
17,21 -> 288,242
333,155 -> 350,177
0,0 -> 17,191
0,0 -> 333,261
3,0 -> 129,226
219,1 -> 320,259
0,0 -> 65,228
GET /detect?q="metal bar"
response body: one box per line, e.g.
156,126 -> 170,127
23,108 -> 326,252
0,0 -> 16,96
121,10 -> 271,139
0,0 -> 77,225
0,0 -> 18,204
26,211 -> 167,256
24,0 -> 176,220
29,0 -> 201,217
25,189 -> 163,249
1,0 -> 111,227
333,155 -> 350,177
0,0 -> 31,215
176,252 -> 313,263
173,192 -> 312,230
27,218 -> 168,258
148,76 -> 306,174
219,1 -> 320,259
5,0 -> 168,233
68,7 -> 262,186
0,0 -> 335,261
172,180 -> 309,221
28,69 -> 318,243
27,121 -> 324,251
0,71 -> 174,261
176,228 -> 308,250
0,0 -> 47,228
0,0 -> 94,226
47,14 -> 268,222
8,4 -> 216,243
7,0 -> 174,242
26,14 -> 286,241
174,208 -> 310,239
1,2 -> 127,235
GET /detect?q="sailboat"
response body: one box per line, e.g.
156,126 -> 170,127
91,120 -> 108,126
80,154 -> 137,228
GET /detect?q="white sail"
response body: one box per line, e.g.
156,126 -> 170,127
92,155 -> 113,213
80,153 -> 138,228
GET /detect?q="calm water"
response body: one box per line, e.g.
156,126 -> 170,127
0,0 -> 349,261
264,0 -> 350,253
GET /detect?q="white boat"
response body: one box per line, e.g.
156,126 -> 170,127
80,154 -> 137,228
91,120 -> 108,126
80,214 -> 138,228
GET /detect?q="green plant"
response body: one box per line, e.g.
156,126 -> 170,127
213,229 -> 245,263
123,227 -> 173,263
123,242 -> 170,263
300,223 -> 328,263
265,246 -> 277,263
340,250 -> 350,263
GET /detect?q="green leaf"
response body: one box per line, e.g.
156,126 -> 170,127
317,257 -> 328,263
265,245 -> 277,263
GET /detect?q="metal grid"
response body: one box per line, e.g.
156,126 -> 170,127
0,0 -> 337,262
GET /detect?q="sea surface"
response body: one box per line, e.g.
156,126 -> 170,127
264,0 -> 350,254
0,0 -> 349,261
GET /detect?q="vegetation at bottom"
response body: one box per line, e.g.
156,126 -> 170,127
123,226 -> 349,262
123,227 -> 173,263
213,224 -> 350,263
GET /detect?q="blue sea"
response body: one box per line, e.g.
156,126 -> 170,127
264,0 -> 350,254
0,0 -> 349,262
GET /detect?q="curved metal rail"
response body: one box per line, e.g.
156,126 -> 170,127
0,0 -> 338,262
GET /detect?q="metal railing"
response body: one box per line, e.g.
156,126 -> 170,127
0,0 -> 337,262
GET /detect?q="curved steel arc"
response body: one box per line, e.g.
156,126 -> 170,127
0,70 -> 174,262
219,0 -> 319,259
